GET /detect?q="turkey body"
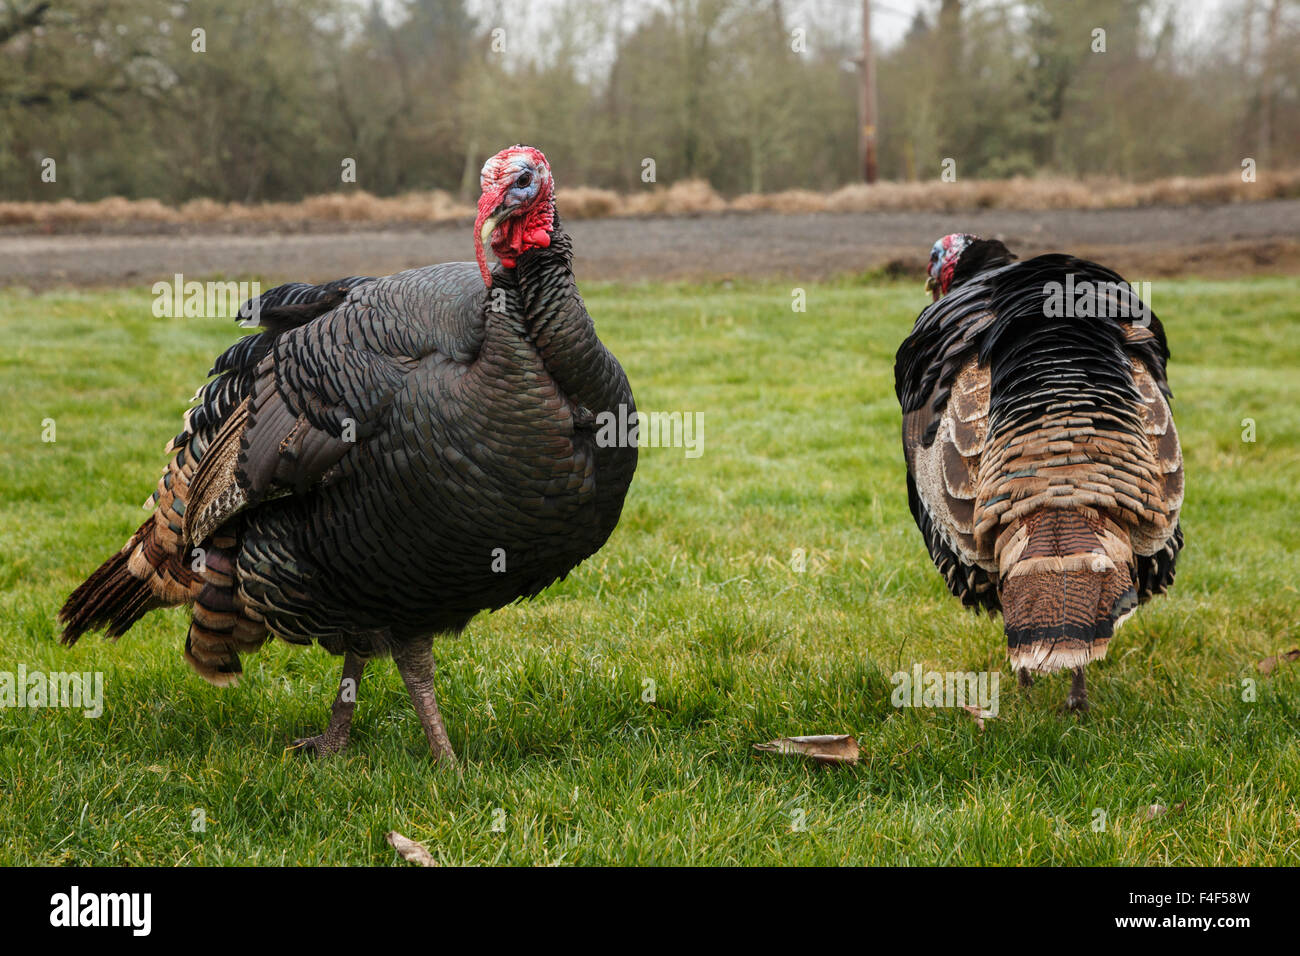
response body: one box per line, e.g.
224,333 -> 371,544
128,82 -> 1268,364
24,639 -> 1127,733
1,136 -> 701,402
895,254 -> 1184,681
228,255 -> 636,657
60,224 -> 637,754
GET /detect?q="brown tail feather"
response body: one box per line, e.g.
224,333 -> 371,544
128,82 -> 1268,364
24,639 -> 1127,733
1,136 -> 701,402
1000,509 -> 1138,673
60,522 -> 266,685
182,536 -> 268,686
58,522 -> 165,645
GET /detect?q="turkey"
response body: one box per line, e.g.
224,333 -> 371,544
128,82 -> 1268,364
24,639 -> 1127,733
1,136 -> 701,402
895,233 -> 1184,710
58,145 -> 638,763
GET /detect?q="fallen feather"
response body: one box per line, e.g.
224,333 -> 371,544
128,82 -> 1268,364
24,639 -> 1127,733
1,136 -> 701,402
962,705 -> 995,732
753,734 -> 859,765
1257,648 -> 1300,675
386,830 -> 438,867
1143,801 -> 1186,822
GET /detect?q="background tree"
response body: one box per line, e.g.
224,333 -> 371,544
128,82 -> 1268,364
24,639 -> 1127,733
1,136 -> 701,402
1,0 -> 1295,202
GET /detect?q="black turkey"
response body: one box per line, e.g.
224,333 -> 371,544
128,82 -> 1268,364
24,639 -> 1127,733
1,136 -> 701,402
896,234 -> 1184,711
59,145 -> 638,762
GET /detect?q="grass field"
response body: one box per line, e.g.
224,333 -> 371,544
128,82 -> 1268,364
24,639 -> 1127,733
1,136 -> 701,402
1,274 -> 1297,865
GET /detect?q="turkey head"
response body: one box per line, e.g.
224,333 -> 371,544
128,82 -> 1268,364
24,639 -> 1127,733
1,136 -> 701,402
925,233 -> 1016,300
474,144 -> 556,287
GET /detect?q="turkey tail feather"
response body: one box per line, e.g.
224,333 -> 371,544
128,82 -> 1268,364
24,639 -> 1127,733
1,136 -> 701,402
182,536 -> 266,686
58,520 -> 165,645
1001,510 -> 1137,672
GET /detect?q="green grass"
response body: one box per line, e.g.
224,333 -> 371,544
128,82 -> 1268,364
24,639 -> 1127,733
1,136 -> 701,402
1,274 -> 1298,865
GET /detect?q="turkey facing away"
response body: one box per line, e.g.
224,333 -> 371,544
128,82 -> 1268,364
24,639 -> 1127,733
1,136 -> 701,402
59,145 -> 638,763
896,234 -> 1184,710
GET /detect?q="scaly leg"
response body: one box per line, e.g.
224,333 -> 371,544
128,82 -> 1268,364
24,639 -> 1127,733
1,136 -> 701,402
392,639 -> 458,765
1018,668 -> 1034,689
1062,666 -> 1090,713
291,651 -> 366,756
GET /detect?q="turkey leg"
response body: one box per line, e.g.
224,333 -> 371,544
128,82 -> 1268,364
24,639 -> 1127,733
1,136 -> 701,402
392,639 -> 458,765
291,651 -> 366,755
1062,667 -> 1089,713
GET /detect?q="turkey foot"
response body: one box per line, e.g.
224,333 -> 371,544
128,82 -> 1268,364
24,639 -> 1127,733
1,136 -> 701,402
1018,668 -> 1034,689
392,639 -> 459,766
1060,667 -> 1090,714
291,651 -> 366,756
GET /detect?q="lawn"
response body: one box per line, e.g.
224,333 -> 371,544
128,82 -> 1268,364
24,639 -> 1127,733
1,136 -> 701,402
0,273 -> 1297,865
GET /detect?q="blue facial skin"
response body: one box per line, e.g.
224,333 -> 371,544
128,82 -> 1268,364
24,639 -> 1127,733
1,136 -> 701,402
928,239 -> 945,283
504,167 -> 540,208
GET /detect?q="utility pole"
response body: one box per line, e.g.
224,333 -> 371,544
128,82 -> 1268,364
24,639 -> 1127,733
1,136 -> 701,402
859,0 -> 879,183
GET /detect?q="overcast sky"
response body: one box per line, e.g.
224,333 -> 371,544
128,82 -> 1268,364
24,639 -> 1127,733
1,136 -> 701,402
450,0 -> 1240,66
806,0 -> 1232,51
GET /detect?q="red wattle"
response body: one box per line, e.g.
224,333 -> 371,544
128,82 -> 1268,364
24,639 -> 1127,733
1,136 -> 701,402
939,259 -> 958,296
491,202 -> 554,266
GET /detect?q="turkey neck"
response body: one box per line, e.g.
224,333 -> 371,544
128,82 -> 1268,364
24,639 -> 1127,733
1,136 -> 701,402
506,217 -> 625,412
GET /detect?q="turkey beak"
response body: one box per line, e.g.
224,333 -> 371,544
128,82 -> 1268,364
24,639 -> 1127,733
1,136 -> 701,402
925,275 -> 939,301
474,185 -> 514,288
478,206 -> 506,251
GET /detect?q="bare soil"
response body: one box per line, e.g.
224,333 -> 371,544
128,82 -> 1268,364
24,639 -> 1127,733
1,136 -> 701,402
1,200 -> 1296,288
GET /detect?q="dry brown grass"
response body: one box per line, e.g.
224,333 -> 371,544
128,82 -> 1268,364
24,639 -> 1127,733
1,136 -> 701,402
2,169 -> 1296,231
556,186 -> 622,219
0,190 -> 475,229
744,169 -> 1300,214
620,179 -> 730,216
